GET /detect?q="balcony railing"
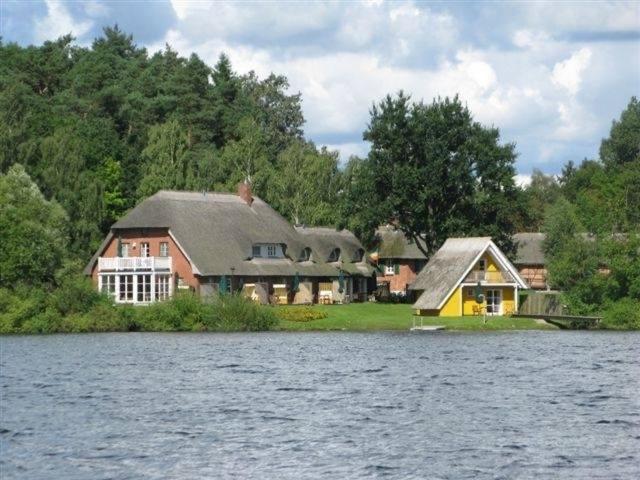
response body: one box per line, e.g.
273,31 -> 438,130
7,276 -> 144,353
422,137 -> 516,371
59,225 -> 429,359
98,256 -> 172,272
464,270 -> 515,284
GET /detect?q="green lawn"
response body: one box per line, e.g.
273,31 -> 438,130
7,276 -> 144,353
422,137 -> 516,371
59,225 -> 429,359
275,303 -> 557,331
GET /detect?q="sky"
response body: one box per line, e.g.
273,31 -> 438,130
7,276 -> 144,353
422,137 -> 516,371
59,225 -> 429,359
1,0 -> 639,184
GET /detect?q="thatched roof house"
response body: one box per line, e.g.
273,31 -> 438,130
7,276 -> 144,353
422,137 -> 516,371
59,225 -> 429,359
86,187 -> 374,305
411,237 -> 528,317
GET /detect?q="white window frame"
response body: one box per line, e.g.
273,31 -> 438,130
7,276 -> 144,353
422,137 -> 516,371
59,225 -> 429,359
267,245 -> 276,257
253,245 -> 262,257
137,274 -> 152,302
155,274 -> 171,301
140,242 -> 150,258
119,274 -> 134,302
121,243 -> 130,257
385,261 -> 395,275
478,259 -> 486,271
100,275 -> 117,299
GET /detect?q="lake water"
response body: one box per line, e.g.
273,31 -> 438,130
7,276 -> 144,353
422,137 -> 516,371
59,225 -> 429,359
1,331 -> 639,479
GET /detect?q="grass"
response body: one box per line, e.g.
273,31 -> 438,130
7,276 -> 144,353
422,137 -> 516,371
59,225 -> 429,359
275,303 -> 558,331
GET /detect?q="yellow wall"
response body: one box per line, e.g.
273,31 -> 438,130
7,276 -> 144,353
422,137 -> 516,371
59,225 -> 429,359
461,286 -> 516,316
416,250 -> 519,317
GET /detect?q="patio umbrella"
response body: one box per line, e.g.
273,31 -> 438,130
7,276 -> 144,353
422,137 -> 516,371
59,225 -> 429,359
116,236 -> 123,257
292,272 -> 300,293
474,281 -> 484,304
219,275 -> 228,295
338,270 -> 345,294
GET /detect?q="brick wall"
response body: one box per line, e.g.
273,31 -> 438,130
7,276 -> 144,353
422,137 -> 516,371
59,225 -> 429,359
377,260 -> 422,294
90,228 -> 199,289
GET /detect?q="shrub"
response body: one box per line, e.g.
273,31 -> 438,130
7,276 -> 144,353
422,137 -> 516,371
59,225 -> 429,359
206,294 -> 278,331
275,306 -> 328,322
601,298 -> 640,330
47,275 -> 106,316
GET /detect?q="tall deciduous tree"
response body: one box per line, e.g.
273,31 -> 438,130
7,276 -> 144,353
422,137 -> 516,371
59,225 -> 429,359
0,165 -> 68,287
138,120 -> 190,198
347,93 -> 518,256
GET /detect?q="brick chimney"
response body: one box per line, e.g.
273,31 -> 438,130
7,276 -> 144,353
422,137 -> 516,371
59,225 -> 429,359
237,181 -> 253,206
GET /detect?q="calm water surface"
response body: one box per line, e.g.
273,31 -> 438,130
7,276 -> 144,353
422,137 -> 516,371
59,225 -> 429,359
1,331 -> 639,479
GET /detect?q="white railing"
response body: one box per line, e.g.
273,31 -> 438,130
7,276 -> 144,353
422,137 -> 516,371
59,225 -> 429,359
464,270 -> 515,284
98,256 -> 172,272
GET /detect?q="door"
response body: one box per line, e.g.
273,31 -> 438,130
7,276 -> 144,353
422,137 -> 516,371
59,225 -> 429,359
486,289 -> 502,315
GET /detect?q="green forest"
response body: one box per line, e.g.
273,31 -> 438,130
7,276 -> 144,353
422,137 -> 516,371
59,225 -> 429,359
1,27 -> 639,331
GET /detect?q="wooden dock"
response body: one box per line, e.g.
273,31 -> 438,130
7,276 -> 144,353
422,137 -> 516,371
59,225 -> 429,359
410,325 -> 446,332
410,317 -> 445,332
512,313 -> 601,329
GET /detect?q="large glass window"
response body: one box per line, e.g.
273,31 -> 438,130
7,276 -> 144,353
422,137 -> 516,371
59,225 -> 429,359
101,275 -> 116,298
137,274 -> 152,302
119,275 -> 134,302
159,242 -> 169,257
155,275 -> 171,301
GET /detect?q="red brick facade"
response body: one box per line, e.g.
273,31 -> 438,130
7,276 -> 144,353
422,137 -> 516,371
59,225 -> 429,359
377,259 -> 425,295
91,228 -> 199,290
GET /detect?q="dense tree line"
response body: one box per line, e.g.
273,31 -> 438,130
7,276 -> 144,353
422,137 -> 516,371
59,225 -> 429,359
1,28 -> 638,328
539,98 -> 640,326
0,27 -> 339,261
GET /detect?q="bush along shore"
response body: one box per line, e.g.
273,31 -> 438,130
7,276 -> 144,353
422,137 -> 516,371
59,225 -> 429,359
0,276 -> 277,334
1,277 -> 638,335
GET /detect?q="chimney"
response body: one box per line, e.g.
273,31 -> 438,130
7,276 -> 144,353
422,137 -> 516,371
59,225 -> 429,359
237,181 -> 253,206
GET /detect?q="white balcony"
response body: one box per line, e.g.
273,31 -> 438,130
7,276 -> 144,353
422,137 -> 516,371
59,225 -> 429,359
98,256 -> 172,272
464,270 -> 515,284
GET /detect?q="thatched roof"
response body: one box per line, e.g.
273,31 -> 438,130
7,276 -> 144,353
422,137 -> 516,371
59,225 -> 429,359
513,232 -> 546,265
411,237 -> 528,310
375,226 -> 427,260
85,190 -> 372,278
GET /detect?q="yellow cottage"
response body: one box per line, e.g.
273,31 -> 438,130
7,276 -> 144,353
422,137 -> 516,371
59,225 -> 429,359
410,237 -> 528,317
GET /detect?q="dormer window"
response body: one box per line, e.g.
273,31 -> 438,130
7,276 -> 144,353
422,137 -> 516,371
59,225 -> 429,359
252,245 -> 262,257
267,245 -> 276,257
328,248 -> 341,262
353,248 -> 364,262
300,247 -> 312,262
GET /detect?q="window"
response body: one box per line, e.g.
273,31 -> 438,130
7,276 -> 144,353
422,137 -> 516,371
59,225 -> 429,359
159,242 -> 169,257
328,248 -> 341,262
252,245 -> 262,257
137,274 -> 152,302
467,288 -> 475,298
155,275 -> 171,301
140,242 -> 150,258
121,243 -> 130,257
385,261 -> 395,275
478,259 -> 486,271
300,247 -> 312,262
119,275 -> 134,302
267,244 -> 277,257
101,275 -> 116,298
353,248 -> 364,262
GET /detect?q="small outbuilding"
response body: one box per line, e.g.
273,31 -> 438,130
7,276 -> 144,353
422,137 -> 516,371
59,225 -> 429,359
410,237 -> 528,317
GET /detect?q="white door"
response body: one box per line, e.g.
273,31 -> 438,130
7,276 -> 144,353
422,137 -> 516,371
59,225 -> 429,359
486,289 -> 502,315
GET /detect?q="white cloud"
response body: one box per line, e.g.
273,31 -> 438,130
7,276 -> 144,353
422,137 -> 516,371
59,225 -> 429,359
144,1 -> 638,174
551,47 -> 592,95
514,174 -> 532,187
323,142 -> 370,164
512,29 -> 550,50
83,0 -> 109,18
34,0 -> 93,43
